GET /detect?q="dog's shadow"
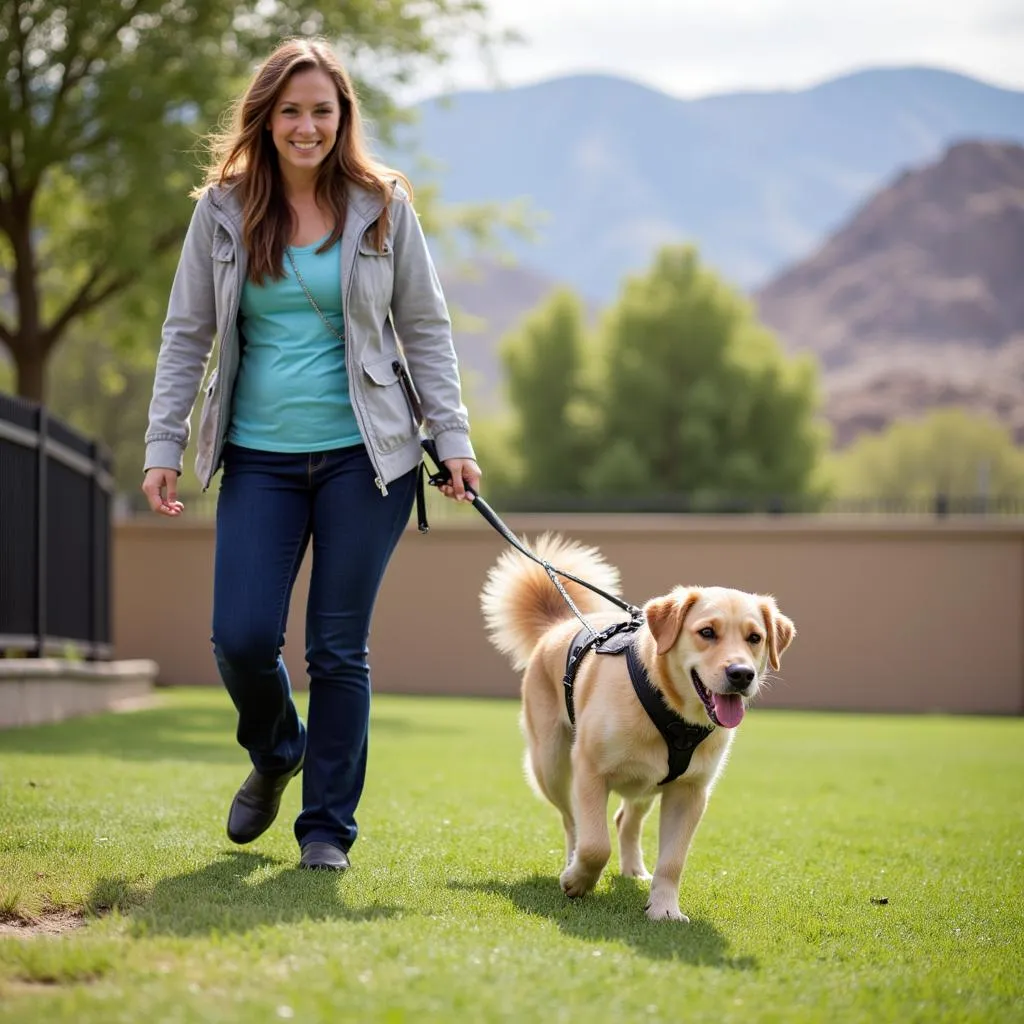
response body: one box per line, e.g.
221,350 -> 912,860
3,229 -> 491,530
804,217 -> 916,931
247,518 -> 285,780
449,874 -> 757,967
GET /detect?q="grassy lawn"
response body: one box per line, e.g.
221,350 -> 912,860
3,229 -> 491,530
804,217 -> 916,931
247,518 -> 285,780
0,688 -> 1022,1023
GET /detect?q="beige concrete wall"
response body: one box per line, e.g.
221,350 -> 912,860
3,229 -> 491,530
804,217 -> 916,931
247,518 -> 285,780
113,515 -> 1024,715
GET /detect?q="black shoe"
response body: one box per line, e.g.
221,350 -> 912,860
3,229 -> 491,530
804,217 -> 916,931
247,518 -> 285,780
299,841 -> 350,872
226,760 -> 303,845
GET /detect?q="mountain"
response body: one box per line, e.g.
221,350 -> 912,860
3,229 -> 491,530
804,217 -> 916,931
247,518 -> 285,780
755,140 -> 1024,445
392,67 -> 1024,300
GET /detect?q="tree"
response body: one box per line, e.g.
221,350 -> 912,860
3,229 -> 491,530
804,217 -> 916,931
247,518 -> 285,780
828,408 -> 1024,500
44,317 -> 176,500
585,246 -> 824,505
0,0 -> 496,401
499,288 -> 596,495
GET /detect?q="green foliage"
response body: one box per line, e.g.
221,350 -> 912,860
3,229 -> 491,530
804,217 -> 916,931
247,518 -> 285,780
42,315 -> 196,500
593,247 -> 824,500
499,288 -> 597,494
498,246 -> 827,505
0,0 -> 498,400
827,408 -> 1024,499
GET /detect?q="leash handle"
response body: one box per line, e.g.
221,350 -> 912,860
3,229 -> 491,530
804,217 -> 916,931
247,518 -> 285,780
418,439 -> 642,625
420,437 -> 478,499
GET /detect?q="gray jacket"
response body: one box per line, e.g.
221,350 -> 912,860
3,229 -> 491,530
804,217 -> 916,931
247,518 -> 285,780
144,181 -> 474,493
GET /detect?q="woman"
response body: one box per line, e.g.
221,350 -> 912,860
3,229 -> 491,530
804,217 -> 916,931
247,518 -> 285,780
142,37 -> 480,871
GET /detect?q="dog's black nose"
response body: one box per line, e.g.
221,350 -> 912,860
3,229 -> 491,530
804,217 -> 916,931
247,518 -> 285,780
725,664 -> 755,690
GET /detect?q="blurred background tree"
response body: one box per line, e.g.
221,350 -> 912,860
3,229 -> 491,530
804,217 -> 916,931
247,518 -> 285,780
827,409 -> 1024,501
498,288 -> 597,495
590,247 -> 824,503
492,246 -> 827,508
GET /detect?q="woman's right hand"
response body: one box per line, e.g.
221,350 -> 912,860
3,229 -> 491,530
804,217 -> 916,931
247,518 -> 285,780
141,468 -> 185,517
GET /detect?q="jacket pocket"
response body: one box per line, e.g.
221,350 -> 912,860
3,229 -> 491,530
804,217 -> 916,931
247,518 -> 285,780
211,227 -> 234,263
358,233 -> 393,257
362,354 -> 419,454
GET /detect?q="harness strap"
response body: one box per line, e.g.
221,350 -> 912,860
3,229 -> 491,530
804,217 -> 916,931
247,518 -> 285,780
625,642 -> 715,784
562,620 -> 641,725
563,625 -> 714,784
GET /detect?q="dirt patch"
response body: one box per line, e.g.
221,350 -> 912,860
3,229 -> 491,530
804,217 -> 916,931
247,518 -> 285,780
0,909 -> 86,937
2,979 -> 65,994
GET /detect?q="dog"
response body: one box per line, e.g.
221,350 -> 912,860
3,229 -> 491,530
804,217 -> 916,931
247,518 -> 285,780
481,533 -> 795,921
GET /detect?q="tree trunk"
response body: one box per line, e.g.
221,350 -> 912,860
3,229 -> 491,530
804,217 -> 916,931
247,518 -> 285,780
14,345 -> 46,403
6,186 -> 46,403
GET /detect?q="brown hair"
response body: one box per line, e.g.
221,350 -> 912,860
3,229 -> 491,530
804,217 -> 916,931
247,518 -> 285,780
195,37 -> 411,283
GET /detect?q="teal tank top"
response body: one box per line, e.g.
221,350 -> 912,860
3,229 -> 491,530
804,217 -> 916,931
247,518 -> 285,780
229,234 -> 363,453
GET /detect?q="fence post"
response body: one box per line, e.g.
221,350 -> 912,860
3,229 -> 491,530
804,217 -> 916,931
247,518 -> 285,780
87,439 -> 97,659
35,404 -> 48,658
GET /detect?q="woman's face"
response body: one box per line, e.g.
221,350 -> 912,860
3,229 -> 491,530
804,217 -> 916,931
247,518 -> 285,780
268,68 -> 342,182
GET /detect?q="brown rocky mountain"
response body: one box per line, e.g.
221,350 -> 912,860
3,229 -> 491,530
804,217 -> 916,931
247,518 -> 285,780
755,141 -> 1024,445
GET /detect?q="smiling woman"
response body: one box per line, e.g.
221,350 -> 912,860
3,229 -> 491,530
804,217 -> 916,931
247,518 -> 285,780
140,37 -> 481,874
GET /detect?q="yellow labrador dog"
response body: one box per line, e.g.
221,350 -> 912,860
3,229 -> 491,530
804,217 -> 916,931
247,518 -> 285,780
481,533 -> 795,921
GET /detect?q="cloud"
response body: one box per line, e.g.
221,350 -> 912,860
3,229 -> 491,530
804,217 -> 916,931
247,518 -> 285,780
405,0 -> 1024,100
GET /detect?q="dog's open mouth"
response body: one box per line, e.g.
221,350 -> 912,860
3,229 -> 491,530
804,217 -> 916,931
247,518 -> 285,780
690,670 -> 745,729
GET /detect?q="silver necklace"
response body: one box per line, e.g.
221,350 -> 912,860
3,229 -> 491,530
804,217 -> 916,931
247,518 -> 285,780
285,246 -> 345,344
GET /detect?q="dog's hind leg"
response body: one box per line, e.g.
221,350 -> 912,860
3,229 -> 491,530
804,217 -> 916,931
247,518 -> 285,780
521,670 -> 577,866
523,739 -> 575,866
614,797 -> 654,880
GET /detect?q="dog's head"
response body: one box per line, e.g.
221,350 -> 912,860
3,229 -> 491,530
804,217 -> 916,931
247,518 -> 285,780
643,586 -> 795,729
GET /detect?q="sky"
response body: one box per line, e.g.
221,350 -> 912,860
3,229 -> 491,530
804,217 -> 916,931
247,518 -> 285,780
406,0 -> 1024,101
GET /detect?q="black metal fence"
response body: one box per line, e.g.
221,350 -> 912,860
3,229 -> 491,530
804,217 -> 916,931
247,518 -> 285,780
0,393 -> 113,659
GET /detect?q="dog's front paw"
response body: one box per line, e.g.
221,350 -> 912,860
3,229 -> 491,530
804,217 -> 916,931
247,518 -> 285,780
620,863 -> 652,881
560,864 -> 597,899
644,900 -> 689,923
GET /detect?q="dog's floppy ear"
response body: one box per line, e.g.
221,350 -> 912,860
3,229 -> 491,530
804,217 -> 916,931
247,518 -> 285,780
759,597 -> 796,671
644,588 -> 700,656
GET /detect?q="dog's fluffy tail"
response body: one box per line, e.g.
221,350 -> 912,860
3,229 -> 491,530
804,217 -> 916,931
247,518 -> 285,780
480,532 -> 623,670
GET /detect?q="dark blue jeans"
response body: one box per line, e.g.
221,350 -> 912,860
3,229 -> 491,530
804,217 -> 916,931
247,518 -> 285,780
212,442 -> 416,852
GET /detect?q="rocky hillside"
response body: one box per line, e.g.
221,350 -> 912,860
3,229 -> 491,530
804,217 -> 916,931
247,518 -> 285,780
755,141 -> 1024,445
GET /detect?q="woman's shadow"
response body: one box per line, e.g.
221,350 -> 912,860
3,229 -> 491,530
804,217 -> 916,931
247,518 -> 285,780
89,851 -> 405,938
450,874 -> 757,967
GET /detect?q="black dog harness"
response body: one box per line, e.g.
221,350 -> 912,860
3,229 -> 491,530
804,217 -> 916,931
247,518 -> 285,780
562,620 -> 715,785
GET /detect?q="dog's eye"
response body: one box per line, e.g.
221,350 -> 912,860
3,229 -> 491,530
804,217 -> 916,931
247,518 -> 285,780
747,632 -> 762,645
698,627 -> 716,640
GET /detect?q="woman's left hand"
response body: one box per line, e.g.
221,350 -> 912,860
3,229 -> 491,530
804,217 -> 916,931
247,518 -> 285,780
439,458 -> 481,502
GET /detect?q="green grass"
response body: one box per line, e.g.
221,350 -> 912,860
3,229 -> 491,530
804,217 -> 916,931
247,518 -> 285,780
0,689 -> 1022,1023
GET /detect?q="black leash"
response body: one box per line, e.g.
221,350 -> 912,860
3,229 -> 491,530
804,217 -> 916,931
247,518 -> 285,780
417,439 -> 642,632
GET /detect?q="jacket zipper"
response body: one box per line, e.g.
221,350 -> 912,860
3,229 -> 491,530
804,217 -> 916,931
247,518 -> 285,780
205,208 -> 244,492
343,216 -> 390,497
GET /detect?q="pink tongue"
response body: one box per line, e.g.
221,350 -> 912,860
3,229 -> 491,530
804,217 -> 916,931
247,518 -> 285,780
712,693 -> 745,728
